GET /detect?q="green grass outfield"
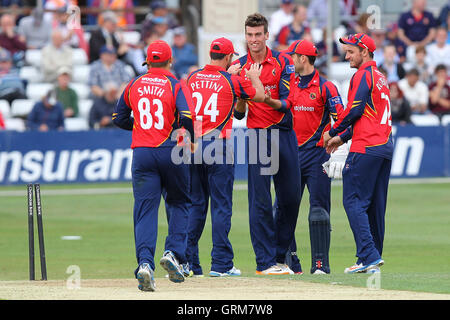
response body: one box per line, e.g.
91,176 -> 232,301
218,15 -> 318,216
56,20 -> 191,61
0,181 -> 449,294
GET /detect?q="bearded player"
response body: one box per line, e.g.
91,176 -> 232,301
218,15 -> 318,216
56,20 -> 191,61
324,33 -> 393,274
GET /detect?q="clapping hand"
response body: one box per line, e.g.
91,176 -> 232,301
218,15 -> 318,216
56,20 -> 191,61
245,63 -> 262,80
227,63 -> 242,75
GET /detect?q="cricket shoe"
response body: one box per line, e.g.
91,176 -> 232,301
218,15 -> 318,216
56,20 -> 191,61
312,269 -> 327,275
255,265 -> 290,275
166,262 -> 193,278
277,263 -> 294,275
182,262 -> 194,278
366,259 -> 384,272
159,250 -> 185,283
209,266 -> 241,277
344,259 -> 384,274
344,263 -> 364,274
137,263 -> 156,292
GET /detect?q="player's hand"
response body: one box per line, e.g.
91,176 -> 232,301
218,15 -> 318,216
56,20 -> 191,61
326,136 -> 344,154
227,63 -> 241,75
323,131 -> 332,148
322,142 -> 350,179
245,63 -> 262,80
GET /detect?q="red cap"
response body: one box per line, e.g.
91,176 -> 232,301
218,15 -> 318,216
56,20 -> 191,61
210,37 -> 238,56
285,39 -> 318,56
339,33 -> 376,53
143,40 -> 172,65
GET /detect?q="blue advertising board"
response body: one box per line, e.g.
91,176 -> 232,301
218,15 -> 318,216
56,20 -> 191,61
0,129 -> 132,185
0,125 -> 449,185
391,125 -> 449,178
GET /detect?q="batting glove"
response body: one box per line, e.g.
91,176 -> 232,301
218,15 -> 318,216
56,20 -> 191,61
322,141 -> 350,179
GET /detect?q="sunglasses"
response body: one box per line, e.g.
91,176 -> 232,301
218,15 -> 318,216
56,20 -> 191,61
347,34 -> 369,50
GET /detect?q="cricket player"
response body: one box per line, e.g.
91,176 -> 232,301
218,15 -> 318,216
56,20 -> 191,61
113,40 -> 195,291
324,33 -> 393,273
185,37 -> 265,277
265,39 -> 350,274
233,13 -> 301,275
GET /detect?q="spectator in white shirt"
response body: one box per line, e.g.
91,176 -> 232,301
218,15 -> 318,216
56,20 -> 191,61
269,0 -> 294,43
425,26 -> 450,73
41,29 -> 73,83
398,68 -> 430,114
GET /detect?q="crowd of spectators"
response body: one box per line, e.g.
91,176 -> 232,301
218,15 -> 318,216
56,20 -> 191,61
0,0 -> 449,131
268,0 -> 450,124
0,0 -> 199,131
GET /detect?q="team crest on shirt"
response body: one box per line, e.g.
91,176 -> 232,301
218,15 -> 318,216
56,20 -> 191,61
310,92 -> 316,100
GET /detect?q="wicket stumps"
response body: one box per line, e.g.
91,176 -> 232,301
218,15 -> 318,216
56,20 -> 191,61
27,183 -> 47,281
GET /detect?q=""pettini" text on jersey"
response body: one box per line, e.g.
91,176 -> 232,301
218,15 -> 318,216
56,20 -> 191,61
190,80 -> 223,93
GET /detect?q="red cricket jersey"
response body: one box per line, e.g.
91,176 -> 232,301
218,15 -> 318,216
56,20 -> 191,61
186,64 -> 256,138
330,61 -> 393,159
114,68 -> 193,148
284,69 -> 345,149
234,47 -> 296,130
